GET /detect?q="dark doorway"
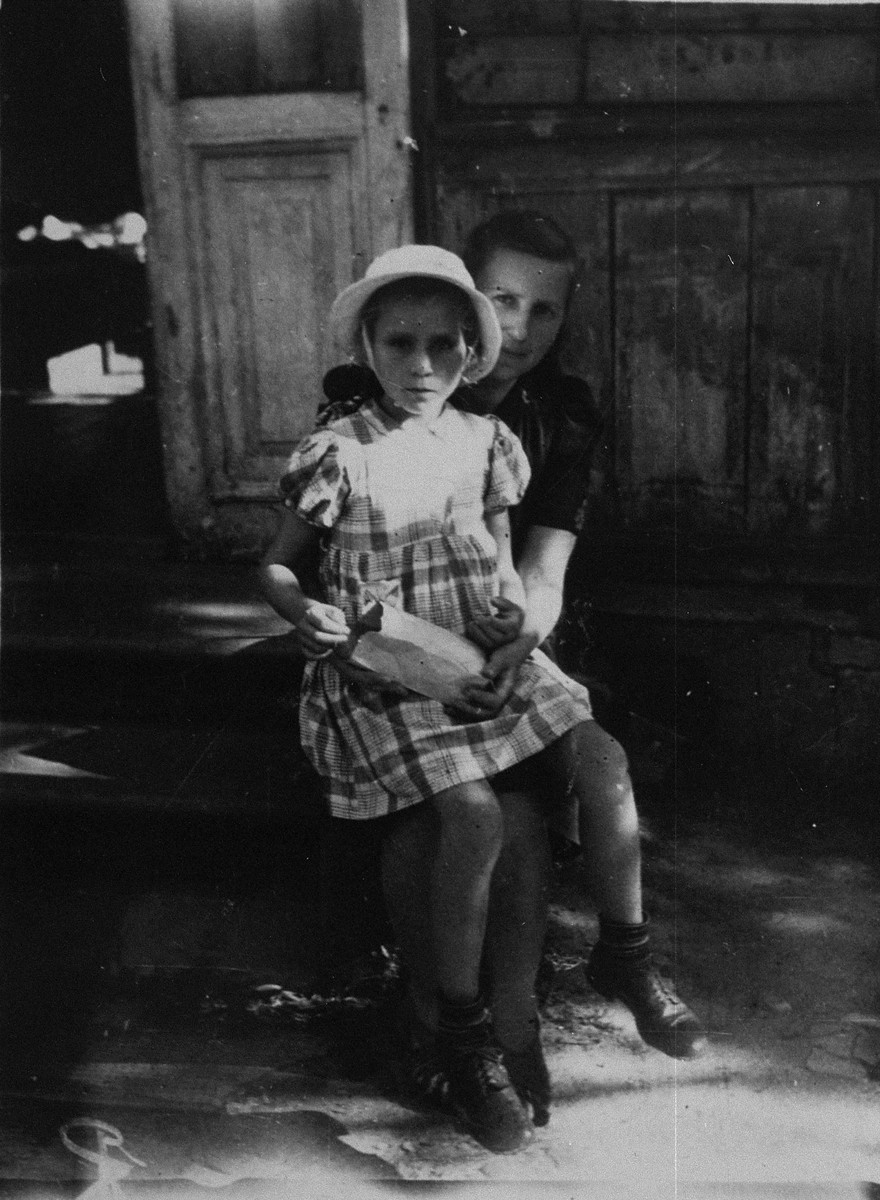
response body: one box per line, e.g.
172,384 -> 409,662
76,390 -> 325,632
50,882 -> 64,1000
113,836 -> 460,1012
1,0 -> 169,553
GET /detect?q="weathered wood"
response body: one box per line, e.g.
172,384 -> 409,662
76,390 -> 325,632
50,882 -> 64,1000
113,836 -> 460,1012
180,93 -> 364,145
586,33 -> 876,105
440,0 -> 576,37
438,7 -> 878,110
124,0 -> 213,544
444,36 -> 582,106
446,0 -> 876,40
749,185 -> 875,538
361,0 -> 416,256
614,191 -> 750,534
195,146 -> 360,499
434,121 -> 880,190
408,0 -> 442,236
575,2 -> 880,35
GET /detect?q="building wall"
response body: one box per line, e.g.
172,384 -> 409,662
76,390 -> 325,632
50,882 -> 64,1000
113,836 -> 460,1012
416,1 -> 880,797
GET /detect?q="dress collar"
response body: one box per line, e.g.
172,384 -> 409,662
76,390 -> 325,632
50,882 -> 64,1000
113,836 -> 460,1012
361,397 -> 453,439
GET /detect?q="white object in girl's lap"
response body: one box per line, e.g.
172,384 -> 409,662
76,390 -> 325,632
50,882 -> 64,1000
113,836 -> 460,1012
345,600 -> 486,704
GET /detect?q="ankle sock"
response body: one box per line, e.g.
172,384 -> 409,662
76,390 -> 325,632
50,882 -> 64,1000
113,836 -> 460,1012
597,914 -> 651,963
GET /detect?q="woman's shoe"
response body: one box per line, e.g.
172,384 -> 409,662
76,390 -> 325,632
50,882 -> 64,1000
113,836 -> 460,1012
586,945 -> 706,1059
408,1040 -> 450,1108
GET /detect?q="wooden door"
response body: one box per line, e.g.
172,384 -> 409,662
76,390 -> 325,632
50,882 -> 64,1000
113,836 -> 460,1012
124,0 -> 413,554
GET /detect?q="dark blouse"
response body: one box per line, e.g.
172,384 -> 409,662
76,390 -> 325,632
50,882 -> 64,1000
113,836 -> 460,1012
319,363 -> 602,557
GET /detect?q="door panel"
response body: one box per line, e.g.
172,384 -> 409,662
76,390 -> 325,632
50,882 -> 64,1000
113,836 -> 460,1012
198,144 -> 361,498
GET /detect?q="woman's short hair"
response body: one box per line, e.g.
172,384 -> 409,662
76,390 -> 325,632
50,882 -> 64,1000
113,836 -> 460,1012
462,210 -> 581,374
462,210 -> 578,283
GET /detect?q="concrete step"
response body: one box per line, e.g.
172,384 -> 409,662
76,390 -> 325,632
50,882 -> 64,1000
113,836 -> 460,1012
2,558 -> 300,723
0,716 -> 319,818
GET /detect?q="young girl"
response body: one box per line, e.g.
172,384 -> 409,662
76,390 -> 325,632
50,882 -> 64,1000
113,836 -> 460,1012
259,245 -> 597,1151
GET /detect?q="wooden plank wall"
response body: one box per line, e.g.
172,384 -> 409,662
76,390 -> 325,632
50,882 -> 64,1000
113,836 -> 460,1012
421,1 -> 880,552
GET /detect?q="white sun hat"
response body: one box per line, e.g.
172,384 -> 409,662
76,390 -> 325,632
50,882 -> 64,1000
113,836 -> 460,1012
328,244 -> 502,381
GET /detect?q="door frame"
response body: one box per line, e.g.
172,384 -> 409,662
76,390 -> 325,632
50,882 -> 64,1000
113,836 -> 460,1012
123,0 -> 414,552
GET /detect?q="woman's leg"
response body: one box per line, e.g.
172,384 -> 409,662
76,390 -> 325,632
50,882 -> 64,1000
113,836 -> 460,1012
484,791 -> 551,1051
543,721 -> 705,1058
484,790 -> 553,1126
381,802 -> 439,1036
543,721 -> 643,924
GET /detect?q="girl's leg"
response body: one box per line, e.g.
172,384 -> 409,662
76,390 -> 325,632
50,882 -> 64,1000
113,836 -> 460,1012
543,721 -> 705,1059
380,784 -> 532,1151
429,779 -> 504,1002
382,787 -> 552,1043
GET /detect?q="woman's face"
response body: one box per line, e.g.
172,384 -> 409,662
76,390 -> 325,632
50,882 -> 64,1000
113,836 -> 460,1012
366,294 -> 471,419
475,248 -> 571,385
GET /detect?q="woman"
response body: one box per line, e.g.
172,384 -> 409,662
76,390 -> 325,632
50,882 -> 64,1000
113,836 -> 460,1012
302,212 -> 704,1131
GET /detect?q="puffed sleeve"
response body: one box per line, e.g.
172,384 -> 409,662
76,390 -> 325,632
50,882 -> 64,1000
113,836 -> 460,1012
483,417 -> 531,513
278,429 -> 350,528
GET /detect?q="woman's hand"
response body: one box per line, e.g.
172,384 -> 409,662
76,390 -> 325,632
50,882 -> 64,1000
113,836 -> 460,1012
466,596 -> 525,650
449,632 -> 539,720
293,601 -> 351,659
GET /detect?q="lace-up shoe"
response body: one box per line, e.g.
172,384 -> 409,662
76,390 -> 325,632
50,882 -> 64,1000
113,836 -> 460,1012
444,1040 -> 533,1152
587,946 -> 706,1059
436,997 -> 532,1153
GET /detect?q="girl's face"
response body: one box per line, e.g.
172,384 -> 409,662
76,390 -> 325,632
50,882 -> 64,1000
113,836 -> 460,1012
366,294 -> 472,420
475,248 -> 571,385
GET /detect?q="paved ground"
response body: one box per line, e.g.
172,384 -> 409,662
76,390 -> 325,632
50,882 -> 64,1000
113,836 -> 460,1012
2,752 -> 879,1195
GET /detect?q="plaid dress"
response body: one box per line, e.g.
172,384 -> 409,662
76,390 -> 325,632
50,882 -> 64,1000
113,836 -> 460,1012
281,399 -> 593,820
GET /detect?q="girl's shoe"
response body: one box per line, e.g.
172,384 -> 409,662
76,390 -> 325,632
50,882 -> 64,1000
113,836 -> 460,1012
444,1038 -> 533,1153
438,998 -> 532,1153
501,1035 -> 551,1126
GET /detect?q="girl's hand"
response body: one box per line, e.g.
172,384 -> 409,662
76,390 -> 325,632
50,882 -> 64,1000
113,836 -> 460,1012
293,601 -> 350,659
466,596 -> 525,650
